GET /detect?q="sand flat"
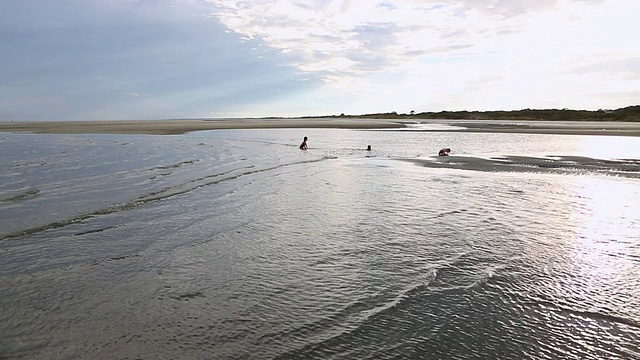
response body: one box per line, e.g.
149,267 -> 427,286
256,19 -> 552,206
448,119 -> 640,136
1,118 -> 640,136
0,118 -> 405,135
393,119 -> 640,136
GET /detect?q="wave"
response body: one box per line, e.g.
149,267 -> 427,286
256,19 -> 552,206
434,208 -> 469,218
0,188 -> 40,203
73,225 -> 121,236
10,161 -> 48,169
273,272 -> 438,359
149,159 -> 199,171
519,294 -> 640,330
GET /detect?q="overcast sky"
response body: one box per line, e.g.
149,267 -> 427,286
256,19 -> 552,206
1,0 -> 638,120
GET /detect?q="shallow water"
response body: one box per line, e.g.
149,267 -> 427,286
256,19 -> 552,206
1,129 -> 639,359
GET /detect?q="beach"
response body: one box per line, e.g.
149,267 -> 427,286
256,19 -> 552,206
0,118 -> 404,135
2,118 -> 640,136
1,126 -> 639,359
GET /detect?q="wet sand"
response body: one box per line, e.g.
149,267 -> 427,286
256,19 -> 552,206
1,118 -> 640,136
0,118 -> 404,135
405,154 -> 640,178
447,120 -> 640,137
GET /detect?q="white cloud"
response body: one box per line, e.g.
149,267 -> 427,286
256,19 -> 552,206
1,0 -> 637,120
206,0 -> 640,112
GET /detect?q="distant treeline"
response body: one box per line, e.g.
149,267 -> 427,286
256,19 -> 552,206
324,105 -> 640,122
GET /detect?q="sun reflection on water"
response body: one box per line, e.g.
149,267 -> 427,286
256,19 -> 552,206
574,136 -> 640,161
567,175 -> 640,312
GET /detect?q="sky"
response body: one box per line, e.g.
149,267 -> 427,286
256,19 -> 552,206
1,0 -> 638,120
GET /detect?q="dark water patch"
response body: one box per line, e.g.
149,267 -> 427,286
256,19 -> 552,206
148,172 -> 173,180
434,209 -> 468,218
90,254 -> 142,266
73,225 -> 120,236
169,292 -> 205,301
107,254 -> 141,262
11,162 -> 47,169
149,159 -> 199,170
0,188 -> 40,202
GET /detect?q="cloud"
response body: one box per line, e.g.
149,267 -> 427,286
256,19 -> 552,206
0,0 -> 637,120
568,58 -> 640,80
206,0 -> 595,81
208,0 -> 474,87
0,0 -> 321,120
459,0 -> 558,17
207,0 -> 639,113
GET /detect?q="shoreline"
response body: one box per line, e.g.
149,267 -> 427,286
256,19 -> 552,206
0,118 -> 405,135
2,118 -> 640,136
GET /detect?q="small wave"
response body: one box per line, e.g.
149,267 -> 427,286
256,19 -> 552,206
73,225 -> 121,236
90,254 -> 142,266
434,209 -> 468,218
165,291 -> 206,301
0,188 -> 40,203
0,156 -> 336,241
149,159 -> 199,171
11,162 -> 47,169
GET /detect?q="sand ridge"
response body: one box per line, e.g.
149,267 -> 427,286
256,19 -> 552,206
0,118 -> 406,135
2,118 -> 640,136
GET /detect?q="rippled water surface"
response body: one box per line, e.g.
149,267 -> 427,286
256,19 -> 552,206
1,129 -> 639,359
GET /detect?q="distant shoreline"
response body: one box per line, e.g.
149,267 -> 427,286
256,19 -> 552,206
320,105 -> 640,122
2,118 -> 640,136
0,118 -> 405,135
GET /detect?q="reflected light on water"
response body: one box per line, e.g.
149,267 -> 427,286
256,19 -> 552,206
568,176 -> 640,302
575,136 -> 640,160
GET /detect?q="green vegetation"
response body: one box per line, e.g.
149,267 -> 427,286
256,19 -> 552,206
325,105 -> 640,122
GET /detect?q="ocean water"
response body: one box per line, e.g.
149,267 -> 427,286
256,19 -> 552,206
1,127 -> 639,359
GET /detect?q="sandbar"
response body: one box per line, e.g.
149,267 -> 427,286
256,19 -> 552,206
448,120 -> 640,137
1,118 -> 640,136
0,118 -> 404,135
393,119 -> 640,137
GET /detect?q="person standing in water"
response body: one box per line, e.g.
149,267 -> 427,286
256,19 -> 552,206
366,145 -> 371,151
438,148 -> 451,156
299,136 -> 308,150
